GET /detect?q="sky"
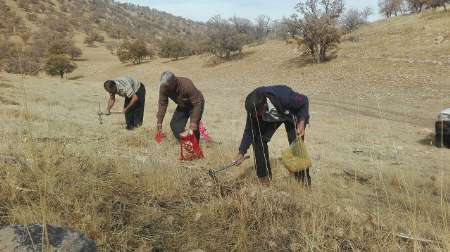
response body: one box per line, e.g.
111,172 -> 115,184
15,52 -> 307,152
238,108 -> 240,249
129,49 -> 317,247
118,0 -> 382,22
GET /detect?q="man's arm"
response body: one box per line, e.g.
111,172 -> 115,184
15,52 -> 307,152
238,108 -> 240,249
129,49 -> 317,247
106,93 -> 116,113
156,87 -> 169,129
122,94 -> 139,114
289,93 -> 309,124
188,98 -> 203,130
239,114 -> 253,155
234,114 -> 253,165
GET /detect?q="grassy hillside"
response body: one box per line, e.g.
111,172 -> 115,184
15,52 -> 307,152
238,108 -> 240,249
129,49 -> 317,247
0,8 -> 449,251
1,0 -> 204,41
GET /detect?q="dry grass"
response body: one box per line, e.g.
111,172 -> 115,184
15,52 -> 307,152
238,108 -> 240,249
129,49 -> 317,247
0,9 -> 449,252
0,136 -> 448,251
0,96 -> 20,106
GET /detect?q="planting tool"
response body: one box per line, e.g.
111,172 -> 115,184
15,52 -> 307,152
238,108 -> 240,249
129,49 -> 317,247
208,155 -> 250,182
97,102 -> 122,124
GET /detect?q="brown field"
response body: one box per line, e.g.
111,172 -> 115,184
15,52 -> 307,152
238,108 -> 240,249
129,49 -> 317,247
0,10 -> 449,251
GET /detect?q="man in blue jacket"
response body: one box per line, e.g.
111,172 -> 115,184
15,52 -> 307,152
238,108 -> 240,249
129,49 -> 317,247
233,85 -> 310,186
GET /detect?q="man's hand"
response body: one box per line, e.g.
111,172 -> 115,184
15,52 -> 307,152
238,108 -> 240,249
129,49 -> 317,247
180,128 -> 193,138
122,108 -> 128,114
157,124 -> 163,131
105,110 -> 111,116
232,153 -> 245,166
189,122 -> 198,131
296,120 -> 305,137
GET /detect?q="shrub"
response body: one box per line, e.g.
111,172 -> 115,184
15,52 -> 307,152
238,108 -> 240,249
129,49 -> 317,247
44,54 -> 77,78
1,42 -> 41,75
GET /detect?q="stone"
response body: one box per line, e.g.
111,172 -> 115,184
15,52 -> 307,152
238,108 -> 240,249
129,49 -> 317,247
0,224 -> 96,252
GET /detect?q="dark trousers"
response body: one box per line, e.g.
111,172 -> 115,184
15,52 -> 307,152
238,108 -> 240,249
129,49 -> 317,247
251,119 -> 311,186
170,103 -> 204,141
124,84 -> 145,130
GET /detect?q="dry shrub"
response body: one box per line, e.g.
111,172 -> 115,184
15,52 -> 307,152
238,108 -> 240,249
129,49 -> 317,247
0,96 -> 20,106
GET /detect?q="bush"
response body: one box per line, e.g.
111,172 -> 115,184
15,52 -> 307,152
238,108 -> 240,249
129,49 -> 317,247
159,37 -> 188,60
0,42 -> 41,75
4,56 -> 41,76
44,54 -> 77,78
117,39 -> 153,64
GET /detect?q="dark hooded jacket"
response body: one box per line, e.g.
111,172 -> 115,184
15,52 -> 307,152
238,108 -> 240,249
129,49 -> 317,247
239,85 -> 309,154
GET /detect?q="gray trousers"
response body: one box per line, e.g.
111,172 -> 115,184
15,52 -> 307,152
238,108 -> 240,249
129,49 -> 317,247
170,104 -> 204,141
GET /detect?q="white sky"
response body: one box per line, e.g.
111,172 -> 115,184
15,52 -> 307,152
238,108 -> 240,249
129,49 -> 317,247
118,0 -> 382,22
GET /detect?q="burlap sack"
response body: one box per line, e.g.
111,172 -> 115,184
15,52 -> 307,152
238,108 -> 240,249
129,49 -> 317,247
282,138 -> 312,172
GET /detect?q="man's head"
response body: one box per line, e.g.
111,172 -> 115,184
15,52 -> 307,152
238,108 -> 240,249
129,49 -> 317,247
160,71 -> 176,87
104,80 -> 117,94
245,90 -> 267,118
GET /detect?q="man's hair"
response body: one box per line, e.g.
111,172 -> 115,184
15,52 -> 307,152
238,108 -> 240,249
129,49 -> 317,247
160,71 -> 176,86
245,90 -> 266,116
104,80 -> 117,94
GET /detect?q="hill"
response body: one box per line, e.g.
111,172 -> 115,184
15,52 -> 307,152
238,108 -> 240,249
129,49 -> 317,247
0,8 -> 449,251
1,0 -> 205,41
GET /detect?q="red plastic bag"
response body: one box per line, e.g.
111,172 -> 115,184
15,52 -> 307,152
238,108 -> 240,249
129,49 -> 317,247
199,122 -> 210,144
179,133 -> 204,161
155,131 -> 165,144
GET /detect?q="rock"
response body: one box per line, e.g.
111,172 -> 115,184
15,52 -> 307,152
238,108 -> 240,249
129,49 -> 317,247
0,224 -> 96,252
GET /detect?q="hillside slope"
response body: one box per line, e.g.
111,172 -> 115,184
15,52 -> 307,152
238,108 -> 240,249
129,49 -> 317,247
1,0 -> 205,41
0,9 -> 449,251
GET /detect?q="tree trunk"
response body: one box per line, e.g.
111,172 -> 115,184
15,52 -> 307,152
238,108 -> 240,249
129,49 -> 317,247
60,70 -> 64,79
320,46 -> 327,63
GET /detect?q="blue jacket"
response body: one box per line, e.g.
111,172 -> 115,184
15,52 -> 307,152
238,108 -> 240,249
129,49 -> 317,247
239,85 -> 309,154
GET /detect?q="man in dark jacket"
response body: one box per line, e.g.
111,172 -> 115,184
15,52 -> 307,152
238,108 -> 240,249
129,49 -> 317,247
104,76 -> 146,130
233,85 -> 311,186
156,71 -> 205,141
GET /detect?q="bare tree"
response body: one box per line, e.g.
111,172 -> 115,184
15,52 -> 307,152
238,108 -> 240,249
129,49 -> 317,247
255,15 -> 271,42
341,7 -> 372,32
206,15 -> 247,59
407,0 -> 427,12
284,15 -> 301,39
294,0 -> 344,63
379,0 -> 404,17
